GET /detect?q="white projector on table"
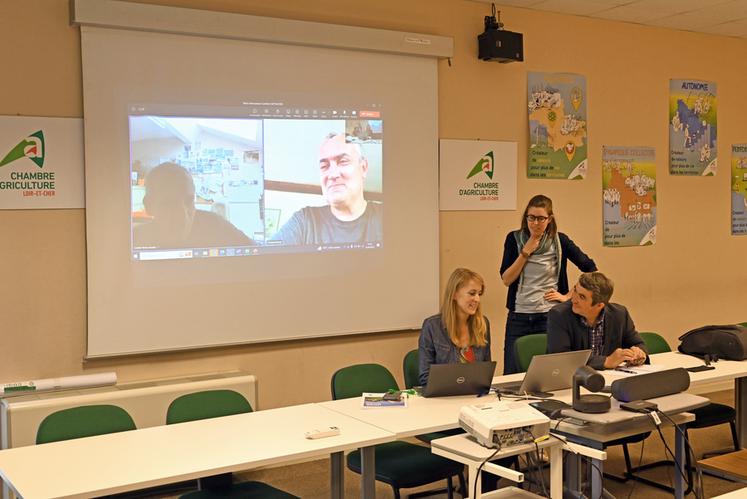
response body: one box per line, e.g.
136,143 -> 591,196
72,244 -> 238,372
459,401 -> 550,449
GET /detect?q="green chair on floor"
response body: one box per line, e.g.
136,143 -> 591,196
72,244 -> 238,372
332,363 -> 465,499
168,390 -> 298,499
36,404 -> 136,444
513,334 -> 548,373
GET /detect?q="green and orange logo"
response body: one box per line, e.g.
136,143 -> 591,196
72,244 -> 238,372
0,130 -> 45,168
466,151 -> 494,179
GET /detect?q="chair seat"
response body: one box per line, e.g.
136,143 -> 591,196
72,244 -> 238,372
347,441 -> 464,489
606,431 -> 650,448
180,480 -> 299,499
688,403 -> 736,429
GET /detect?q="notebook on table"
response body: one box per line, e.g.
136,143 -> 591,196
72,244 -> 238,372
422,361 -> 497,398
493,350 -> 591,397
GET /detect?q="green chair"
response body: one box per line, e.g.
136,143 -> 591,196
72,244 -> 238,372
36,404 -> 136,444
403,349 -> 421,389
332,363 -> 465,499
513,334 -> 548,373
639,332 -> 670,356
167,389 -> 253,424
168,390 -> 298,499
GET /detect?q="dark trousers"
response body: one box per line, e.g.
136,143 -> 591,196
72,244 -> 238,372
503,311 -> 548,374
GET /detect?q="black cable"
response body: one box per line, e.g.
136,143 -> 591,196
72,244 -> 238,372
474,444 -> 501,499
526,430 -> 548,498
656,410 -> 705,499
654,425 -> 693,494
658,410 -> 704,499
547,430 -> 602,499
625,438 -> 645,499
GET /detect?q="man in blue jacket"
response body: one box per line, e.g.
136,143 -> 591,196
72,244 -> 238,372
548,272 -> 647,370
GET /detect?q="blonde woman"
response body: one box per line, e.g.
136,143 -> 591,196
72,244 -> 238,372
418,268 -> 491,386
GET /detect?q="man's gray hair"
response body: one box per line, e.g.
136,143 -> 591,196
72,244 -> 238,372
324,132 -> 365,160
578,272 -> 614,305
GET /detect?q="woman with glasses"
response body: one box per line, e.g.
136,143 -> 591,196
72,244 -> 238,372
499,194 -> 597,374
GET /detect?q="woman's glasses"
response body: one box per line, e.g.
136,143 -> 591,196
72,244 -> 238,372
526,215 -> 549,223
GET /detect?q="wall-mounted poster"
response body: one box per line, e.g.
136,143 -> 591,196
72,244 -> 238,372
602,146 -> 657,247
0,115 -> 84,209
669,79 -> 717,176
527,72 -> 588,180
439,139 -> 517,211
731,144 -> 747,235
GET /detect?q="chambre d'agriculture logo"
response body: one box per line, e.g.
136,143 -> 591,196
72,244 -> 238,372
466,150 -> 494,179
0,130 -> 56,197
460,150 -> 500,200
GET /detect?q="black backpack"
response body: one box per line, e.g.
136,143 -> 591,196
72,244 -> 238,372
678,324 -> 747,361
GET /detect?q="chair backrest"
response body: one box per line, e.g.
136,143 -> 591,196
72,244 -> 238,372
36,404 -> 136,444
331,363 -> 399,400
640,332 -> 671,354
514,333 -> 548,373
403,349 -> 420,389
166,389 -> 253,425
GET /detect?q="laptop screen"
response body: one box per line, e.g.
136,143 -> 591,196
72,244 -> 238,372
423,361 -> 497,397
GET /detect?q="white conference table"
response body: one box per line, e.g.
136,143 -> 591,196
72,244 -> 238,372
322,386 -> 706,498
319,392 -> 485,439
0,403 -> 392,499
619,351 -> 747,447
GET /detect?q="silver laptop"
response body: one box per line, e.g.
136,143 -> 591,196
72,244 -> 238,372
494,350 -> 591,396
422,361 -> 497,398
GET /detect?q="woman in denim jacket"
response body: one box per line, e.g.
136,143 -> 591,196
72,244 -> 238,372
418,268 -> 491,386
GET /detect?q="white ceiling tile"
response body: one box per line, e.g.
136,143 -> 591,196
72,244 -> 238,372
649,1 -> 747,30
592,4 -> 677,23
478,0 -> 546,6
532,0 -> 620,16
500,0 -> 747,39
700,18 -> 747,36
639,0 -> 737,12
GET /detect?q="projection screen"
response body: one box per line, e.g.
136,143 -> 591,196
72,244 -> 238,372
81,13 -> 442,357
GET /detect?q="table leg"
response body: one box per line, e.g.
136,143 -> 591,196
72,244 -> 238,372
465,463 -> 481,498
330,451 -> 344,499
590,457 -> 603,499
674,424 -> 685,499
737,377 -> 747,449
360,445 -> 376,499
550,445 -> 562,499
564,452 -> 581,497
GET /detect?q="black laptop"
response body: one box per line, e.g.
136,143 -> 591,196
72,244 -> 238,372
422,361 -> 497,397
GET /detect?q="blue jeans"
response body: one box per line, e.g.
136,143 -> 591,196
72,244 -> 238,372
503,311 -> 548,374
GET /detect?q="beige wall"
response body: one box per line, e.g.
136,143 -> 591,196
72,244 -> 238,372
1,0 -> 745,409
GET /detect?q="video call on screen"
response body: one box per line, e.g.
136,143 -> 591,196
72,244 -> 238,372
129,104 -> 384,262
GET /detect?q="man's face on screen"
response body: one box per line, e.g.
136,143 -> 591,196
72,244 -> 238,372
144,168 -> 197,244
318,135 -> 368,210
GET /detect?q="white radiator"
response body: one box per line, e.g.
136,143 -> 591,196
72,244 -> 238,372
0,371 -> 257,450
